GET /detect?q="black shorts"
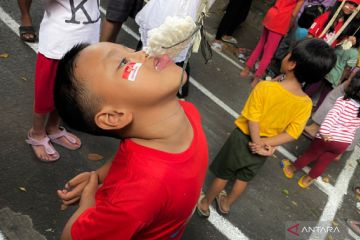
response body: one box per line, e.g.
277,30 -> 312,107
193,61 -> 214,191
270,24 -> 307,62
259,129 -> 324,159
106,0 -> 144,23
210,128 -> 267,182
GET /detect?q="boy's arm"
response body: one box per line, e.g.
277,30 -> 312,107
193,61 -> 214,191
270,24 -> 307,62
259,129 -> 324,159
58,160 -> 113,206
262,132 -> 295,146
248,121 -> 263,144
61,172 -> 98,240
292,0 -> 305,19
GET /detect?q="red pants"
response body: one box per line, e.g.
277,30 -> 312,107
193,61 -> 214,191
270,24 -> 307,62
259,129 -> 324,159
246,27 -> 283,78
34,53 -> 59,114
294,138 -> 349,178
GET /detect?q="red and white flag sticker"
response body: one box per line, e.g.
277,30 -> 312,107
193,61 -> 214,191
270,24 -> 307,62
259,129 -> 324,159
122,62 -> 142,81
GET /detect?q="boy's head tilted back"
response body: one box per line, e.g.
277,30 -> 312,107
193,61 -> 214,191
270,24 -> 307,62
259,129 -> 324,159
283,38 -> 336,84
54,42 -> 184,138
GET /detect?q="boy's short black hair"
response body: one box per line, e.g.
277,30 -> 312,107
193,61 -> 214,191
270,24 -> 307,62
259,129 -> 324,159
289,38 -> 336,84
54,43 -> 118,138
344,71 -> 360,117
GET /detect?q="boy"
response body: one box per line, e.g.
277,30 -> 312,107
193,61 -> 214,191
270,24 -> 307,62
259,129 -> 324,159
54,43 -> 208,239
197,38 -> 336,217
26,0 -> 100,161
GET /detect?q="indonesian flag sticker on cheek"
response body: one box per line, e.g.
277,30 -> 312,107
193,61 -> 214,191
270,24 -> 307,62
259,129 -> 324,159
122,62 -> 142,81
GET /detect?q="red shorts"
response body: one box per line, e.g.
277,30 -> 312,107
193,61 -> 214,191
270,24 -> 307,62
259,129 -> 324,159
34,53 -> 59,114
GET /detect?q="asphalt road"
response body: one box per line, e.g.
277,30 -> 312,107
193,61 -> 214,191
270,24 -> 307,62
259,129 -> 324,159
0,1 -> 359,239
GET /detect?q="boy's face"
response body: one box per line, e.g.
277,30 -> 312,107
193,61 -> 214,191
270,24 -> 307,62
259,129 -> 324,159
74,42 -> 184,110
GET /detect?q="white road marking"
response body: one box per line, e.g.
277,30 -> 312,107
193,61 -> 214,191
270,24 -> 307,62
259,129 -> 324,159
0,230 -> 5,240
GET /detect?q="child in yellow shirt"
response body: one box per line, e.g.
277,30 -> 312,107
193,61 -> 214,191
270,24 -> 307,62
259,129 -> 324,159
196,39 -> 336,217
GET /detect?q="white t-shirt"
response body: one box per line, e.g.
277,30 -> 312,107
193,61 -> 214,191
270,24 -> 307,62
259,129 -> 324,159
135,0 -> 202,63
38,0 -> 100,59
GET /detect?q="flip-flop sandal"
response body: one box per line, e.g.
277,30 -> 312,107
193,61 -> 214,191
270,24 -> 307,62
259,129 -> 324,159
215,190 -> 229,215
298,175 -> 314,189
25,132 -> 60,162
196,192 -> 210,218
221,36 -> 238,45
48,127 -> 81,150
280,159 -> 294,179
211,42 -> 223,51
19,26 -> 37,43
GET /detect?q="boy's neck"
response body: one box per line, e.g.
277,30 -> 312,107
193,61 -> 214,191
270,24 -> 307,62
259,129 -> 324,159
280,72 -> 306,97
126,99 -> 194,153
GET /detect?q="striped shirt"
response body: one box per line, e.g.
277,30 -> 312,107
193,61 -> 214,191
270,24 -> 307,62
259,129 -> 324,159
317,97 -> 360,143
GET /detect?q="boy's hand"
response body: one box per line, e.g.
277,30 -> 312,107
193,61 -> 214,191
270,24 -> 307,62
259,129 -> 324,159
79,171 -> 98,208
256,144 -> 276,156
321,134 -> 333,142
249,142 -> 275,156
57,172 -> 94,207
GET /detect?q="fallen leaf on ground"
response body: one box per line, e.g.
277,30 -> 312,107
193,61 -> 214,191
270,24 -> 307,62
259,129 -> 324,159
282,189 -> 289,196
45,228 -> 54,232
356,195 -> 360,201
21,76 -> 28,81
18,187 -> 27,192
331,221 -> 338,226
0,53 -> 9,58
291,201 -> 297,206
87,153 -> 104,161
322,176 -> 330,183
327,234 -> 333,240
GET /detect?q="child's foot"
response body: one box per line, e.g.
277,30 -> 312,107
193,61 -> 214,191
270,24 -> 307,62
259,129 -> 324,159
281,159 -> 295,179
196,192 -> 210,218
26,129 -> 60,162
303,123 -> 319,139
47,127 -> 81,150
298,175 -> 314,188
215,190 -> 230,214
211,40 -> 223,51
250,77 -> 261,88
334,153 -> 343,161
240,66 -> 250,77
221,35 -> 238,45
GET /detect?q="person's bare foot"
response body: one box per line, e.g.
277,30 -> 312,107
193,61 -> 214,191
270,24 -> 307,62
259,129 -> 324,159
240,66 -> 250,77
334,153 -> 343,161
250,77 -> 261,88
26,129 -> 59,162
298,175 -> 314,188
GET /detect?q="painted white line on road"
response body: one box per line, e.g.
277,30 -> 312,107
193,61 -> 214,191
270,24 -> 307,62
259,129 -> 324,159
0,230 -> 5,240
0,6 -> 38,52
0,6 -> 248,240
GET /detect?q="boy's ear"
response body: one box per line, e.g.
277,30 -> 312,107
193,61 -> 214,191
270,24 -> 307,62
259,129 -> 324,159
288,60 -> 296,71
95,108 -> 133,130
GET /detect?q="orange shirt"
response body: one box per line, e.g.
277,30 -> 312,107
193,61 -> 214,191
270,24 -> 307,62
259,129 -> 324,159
263,0 -> 301,35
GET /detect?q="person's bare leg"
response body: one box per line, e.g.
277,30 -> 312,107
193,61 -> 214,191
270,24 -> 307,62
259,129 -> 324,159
100,19 -> 123,42
221,179 -> 247,212
46,110 -> 81,148
28,112 -> 58,161
17,0 -> 32,26
198,177 -> 228,213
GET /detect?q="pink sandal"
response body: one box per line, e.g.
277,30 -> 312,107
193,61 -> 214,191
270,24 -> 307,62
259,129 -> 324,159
26,132 -> 60,162
48,127 -> 81,150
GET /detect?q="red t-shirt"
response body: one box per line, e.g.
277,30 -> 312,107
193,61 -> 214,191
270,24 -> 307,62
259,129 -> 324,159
308,11 -> 344,47
71,101 -> 208,240
263,0 -> 299,35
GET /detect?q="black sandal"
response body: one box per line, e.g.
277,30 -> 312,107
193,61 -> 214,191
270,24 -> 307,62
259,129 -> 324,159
19,26 -> 37,42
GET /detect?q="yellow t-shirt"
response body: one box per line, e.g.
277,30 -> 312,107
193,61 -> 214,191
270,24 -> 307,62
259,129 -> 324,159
235,81 -> 312,139
357,48 -> 360,68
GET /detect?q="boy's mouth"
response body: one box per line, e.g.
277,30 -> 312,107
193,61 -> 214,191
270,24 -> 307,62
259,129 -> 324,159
154,55 -> 172,71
